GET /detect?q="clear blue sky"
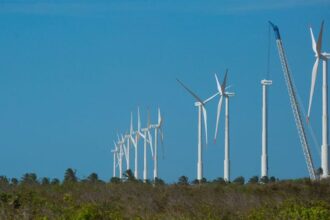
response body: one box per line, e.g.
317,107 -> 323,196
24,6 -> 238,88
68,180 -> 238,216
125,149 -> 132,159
0,1 -> 330,182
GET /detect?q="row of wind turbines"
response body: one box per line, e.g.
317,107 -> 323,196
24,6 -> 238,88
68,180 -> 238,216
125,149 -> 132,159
111,21 -> 329,182
111,108 -> 164,182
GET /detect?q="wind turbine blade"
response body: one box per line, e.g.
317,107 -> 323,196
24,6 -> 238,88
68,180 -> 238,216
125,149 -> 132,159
130,112 -> 133,134
316,21 -> 324,54
147,108 -> 151,128
221,69 -> 228,93
148,130 -> 154,157
158,108 -> 162,126
130,135 -> 137,148
215,73 -> 222,95
137,107 -> 141,131
204,92 -> 219,104
177,78 -> 204,104
202,106 -> 208,145
122,143 -> 128,161
310,27 -> 317,54
139,131 -> 146,140
160,128 -> 165,159
307,58 -> 320,120
214,95 -> 223,143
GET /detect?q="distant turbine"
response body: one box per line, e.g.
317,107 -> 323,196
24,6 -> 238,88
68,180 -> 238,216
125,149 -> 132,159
140,109 -> 154,182
308,21 -> 330,178
111,142 -> 119,177
214,71 -> 235,182
117,134 -> 125,179
261,79 -> 272,178
177,79 -> 218,182
124,112 -> 136,172
150,108 -> 164,180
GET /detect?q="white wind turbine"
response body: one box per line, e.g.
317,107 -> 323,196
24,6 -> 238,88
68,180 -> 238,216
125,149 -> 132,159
214,71 -> 235,182
177,79 -> 218,182
111,142 -> 119,178
150,108 -> 164,180
124,112 -> 137,173
308,21 -> 330,178
140,109 -> 154,182
116,134 -> 125,179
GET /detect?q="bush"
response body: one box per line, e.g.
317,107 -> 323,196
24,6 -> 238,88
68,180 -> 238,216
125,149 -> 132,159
177,176 -> 189,185
248,176 -> 259,184
233,176 -> 245,185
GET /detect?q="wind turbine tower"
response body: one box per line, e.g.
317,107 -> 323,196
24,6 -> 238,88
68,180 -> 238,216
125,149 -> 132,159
140,110 -> 153,182
214,71 -> 234,182
261,79 -> 272,178
224,92 -> 234,182
308,21 -> 330,178
177,79 -> 218,182
151,108 -> 164,180
111,143 -> 118,177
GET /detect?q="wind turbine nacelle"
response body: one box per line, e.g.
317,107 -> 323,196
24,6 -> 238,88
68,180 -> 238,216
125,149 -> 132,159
226,92 -> 235,97
261,79 -> 273,85
194,102 -> 203,107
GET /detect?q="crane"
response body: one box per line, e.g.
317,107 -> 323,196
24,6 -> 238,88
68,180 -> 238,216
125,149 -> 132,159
269,21 -> 317,180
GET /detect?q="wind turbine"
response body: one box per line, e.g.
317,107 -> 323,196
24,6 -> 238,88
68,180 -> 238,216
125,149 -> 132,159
140,109 -> 154,182
308,21 -> 330,178
177,79 -> 218,182
124,112 -> 136,172
117,135 -> 125,179
150,108 -> 164,180
261,79 -> 272,178
111,142 -> 119,177
213,71 -> 235,182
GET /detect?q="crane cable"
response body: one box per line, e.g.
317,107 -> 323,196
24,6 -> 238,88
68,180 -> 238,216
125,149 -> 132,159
266,23 -> 271,79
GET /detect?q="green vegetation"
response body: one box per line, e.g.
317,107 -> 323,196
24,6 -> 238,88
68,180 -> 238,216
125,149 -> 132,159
0,169 -> 330,219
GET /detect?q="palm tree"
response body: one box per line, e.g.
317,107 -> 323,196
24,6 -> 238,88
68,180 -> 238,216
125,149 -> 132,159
87,173 -> 99,182
64,168 -> 77,183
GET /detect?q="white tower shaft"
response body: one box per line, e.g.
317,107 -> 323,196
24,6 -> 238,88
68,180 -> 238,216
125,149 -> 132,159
135,141 -> 138,179
261,80 -> 272,178
197,105 -> 203,181
154,128 -> 158,180
143,131 -> 148,182
126,138 -> 130,170
119,145 -> 123,179
113,152 -> 116,177
224,97 -> 230,182
322,60 -> 329,178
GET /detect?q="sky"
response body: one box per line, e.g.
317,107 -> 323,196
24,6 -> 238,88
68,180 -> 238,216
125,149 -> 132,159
0,0 -> 330,183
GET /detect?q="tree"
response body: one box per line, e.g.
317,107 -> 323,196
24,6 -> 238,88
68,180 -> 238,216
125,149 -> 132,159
110,177 -> 121,184
316,167 -> 323,177
0,176 -> 9,186
154,177 -> 165,185
41,177 -> 50,185
269,176 -> 276,183
123,169 -> 136,182
233,176 -> 245,185
51,178 -> 60,185
11,178 -> 18,186
213,177 -> 226,184
21,173 -> 38,185
248,176 -> 259,184
64,168 -> 77,183
260,176 -> 269,184
87,173 -> 99,183
178,176 -> 189,185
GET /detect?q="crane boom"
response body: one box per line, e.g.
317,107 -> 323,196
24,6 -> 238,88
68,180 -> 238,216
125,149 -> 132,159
269,22 -> 316,180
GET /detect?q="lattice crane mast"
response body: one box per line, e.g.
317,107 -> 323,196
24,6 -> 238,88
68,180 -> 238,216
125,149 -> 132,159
269,22 -> 317,180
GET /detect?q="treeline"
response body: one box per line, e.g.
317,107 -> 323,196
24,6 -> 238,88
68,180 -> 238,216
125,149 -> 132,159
0,168 -> 329,219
